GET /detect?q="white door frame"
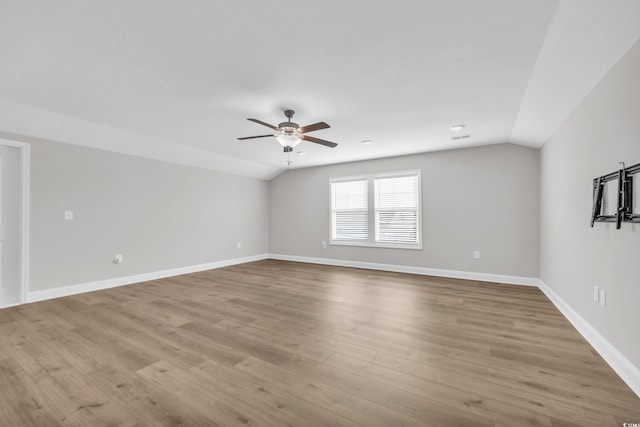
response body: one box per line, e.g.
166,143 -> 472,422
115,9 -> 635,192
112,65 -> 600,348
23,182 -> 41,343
0,138 -> 30,305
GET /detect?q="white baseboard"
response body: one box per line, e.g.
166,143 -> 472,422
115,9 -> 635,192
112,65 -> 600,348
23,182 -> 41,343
538,280 -> 640,398
0,301 -> 22,309
27,254 -> 269,303
268,253 -> 539,286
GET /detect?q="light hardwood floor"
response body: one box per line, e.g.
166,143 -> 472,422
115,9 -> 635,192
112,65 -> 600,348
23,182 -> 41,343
0,259 -> 638,426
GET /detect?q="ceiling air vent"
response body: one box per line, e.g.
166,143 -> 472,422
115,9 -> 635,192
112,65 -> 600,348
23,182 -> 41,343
451,134 -> 473,141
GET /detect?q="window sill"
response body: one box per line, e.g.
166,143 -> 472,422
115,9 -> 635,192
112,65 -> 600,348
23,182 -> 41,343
330,240 -> 423,250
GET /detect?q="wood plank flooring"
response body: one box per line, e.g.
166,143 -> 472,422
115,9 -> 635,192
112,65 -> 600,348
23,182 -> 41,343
0,259 -> 638,426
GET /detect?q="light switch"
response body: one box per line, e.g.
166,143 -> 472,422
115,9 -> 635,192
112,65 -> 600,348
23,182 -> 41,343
64,210 -> 74,220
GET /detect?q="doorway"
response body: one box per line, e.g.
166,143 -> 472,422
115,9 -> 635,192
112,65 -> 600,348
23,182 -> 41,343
0,139 -> 29,307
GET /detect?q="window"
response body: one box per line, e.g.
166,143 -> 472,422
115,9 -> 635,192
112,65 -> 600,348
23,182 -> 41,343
330,170 -> 421,249
331,178 -> 368,241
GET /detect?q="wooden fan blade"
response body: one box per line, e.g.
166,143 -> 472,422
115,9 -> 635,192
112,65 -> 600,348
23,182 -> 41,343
237,134 -> 276,140
247,118 -> 278,130
299,121 -> 330,133
302,135 -> 338,148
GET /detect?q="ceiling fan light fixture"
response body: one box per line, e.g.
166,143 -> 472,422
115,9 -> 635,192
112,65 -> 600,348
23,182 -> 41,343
275,128 -> 302,147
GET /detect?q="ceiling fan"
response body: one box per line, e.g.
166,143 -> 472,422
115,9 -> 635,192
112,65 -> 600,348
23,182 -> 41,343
238,109 -> 338,152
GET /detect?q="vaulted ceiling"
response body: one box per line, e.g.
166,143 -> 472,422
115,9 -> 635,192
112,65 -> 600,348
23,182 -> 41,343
1,1 -> 638,179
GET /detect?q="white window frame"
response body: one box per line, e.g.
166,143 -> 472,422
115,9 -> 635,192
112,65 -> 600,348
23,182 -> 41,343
330,170 -> 422,249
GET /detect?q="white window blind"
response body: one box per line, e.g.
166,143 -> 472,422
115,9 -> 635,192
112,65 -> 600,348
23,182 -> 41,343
374,174 -> 419,244
330,170 -> 421,249
331,179 -> 368,241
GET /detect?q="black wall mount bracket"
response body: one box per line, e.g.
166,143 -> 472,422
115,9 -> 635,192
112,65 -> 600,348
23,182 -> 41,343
591,162 -> 640,229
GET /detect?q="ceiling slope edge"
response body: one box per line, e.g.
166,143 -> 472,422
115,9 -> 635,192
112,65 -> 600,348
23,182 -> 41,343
509,0 -> 640,148
0,97 -> 281,180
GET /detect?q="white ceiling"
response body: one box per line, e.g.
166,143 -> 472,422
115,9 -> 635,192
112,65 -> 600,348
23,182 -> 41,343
0,0 -> 638,180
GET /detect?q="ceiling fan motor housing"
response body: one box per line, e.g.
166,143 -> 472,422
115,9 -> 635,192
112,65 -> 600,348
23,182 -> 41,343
280,109 -> 299,129
279,122 -> 299,130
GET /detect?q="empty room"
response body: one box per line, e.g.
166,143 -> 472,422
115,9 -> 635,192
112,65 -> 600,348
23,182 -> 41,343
1,1 -> 639,426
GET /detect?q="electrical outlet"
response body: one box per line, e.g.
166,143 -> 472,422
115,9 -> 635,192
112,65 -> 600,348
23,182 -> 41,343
599,289 -> 606,307
237,241 -> 242,249
593,286 -> 599,303
473,251 -> 481,260
322,241 -> 327,249
64,210 -> 74,220
113,254 -> 123,264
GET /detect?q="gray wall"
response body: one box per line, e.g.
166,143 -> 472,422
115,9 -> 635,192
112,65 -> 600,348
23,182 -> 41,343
540,40 -> 640,368
2,133 -> 269,292
270,143 -> 540,279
